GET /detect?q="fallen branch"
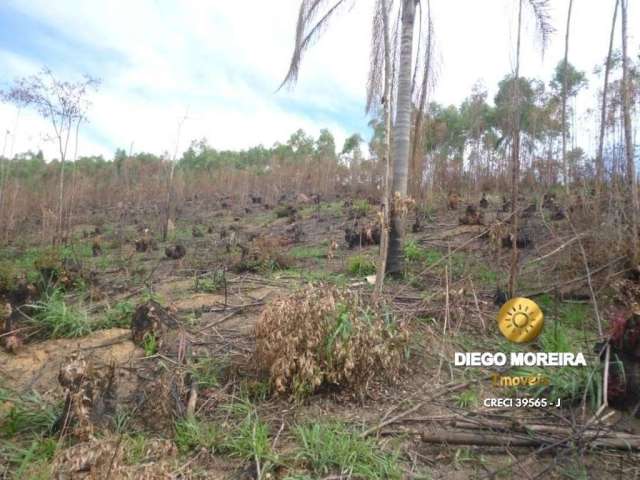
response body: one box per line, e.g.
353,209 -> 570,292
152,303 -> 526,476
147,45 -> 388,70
524,255 -> 625,297
420,430 -> 539,447
419,427 -> 640,450
360,381 -> 473,438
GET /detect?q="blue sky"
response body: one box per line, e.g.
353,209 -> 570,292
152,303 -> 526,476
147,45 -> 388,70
0,0 -> 637,160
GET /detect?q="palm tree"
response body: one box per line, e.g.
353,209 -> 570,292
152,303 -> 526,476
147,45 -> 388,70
387,0 -> 418,276
280,0 -> 423,279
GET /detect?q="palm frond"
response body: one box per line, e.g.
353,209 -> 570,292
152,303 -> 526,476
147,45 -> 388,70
279,0 -> 351,91
366,0 -> 391,114
526,0 -> 555,56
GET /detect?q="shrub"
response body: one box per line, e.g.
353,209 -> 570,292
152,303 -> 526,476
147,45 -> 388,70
233,237 -> 293,273
275,205 -> 296,218
193,270 -> 225,293
346,255 -> 376,276
403,240 -> 426,262
351,199 -> 370,218
256,287 -> 408,400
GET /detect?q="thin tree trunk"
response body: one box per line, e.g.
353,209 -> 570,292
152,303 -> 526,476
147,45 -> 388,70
386,0 -> 417,276
621,0 -> 638,260
596,0 -> 620,195
561,0 -> 573,195
409,0 -> 432,200
162,112 -> 188,242
66,117 -> 83,235
56,117 -> 72,244
508,0 -> 523,298
375,0 -> 393,297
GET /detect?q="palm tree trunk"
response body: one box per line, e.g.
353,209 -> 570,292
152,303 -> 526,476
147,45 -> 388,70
596,0 -> 619,195
621,0 -> 638,260
561,0 -> 573,195
508,0 -> 523,298
386,0 -> 417,276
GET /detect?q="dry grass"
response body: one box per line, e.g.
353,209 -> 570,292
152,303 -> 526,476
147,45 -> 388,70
255,286 -> 409,400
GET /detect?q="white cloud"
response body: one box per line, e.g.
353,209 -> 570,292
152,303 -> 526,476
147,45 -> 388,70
0,0 -> 637,160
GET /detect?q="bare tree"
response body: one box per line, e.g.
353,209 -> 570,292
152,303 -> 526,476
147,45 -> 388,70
1,68 -> 99,243
161,110 -> 189,242
561,0 -> 574,194
409,0 -> 433,200
371,0 -> 393,297
507,0 -> 554,298
620,0 -> 638,260
596,0 -> 620,196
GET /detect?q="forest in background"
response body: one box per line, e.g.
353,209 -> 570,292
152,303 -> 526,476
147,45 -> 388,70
2,0 -> 640,478
0,54 -> 638,246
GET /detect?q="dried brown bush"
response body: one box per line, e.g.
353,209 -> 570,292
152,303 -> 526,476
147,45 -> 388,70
232,237 -> 293,273
255,286 -> 408,400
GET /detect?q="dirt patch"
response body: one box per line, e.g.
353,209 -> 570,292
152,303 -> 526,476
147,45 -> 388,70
0,328 -> 141,394
173,292 -> 227,311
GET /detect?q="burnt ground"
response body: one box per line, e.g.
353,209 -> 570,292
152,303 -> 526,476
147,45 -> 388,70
1,192 -> 640,479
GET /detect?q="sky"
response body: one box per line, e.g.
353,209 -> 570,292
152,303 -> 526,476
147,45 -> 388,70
0,0 -> 637,161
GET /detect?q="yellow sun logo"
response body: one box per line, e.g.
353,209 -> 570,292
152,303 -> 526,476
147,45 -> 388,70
497,297 -> 544,343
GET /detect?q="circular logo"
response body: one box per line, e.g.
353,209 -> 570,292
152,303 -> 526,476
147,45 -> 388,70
497,297 -> 544,343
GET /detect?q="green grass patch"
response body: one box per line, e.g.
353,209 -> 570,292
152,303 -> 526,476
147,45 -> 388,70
142,332 -> 158,356
454,389 -> 479,409
174,418 -> 223,453
272,268 -> 350,287
0,388 -> 58,438
193,270 -> 225,293
222,410 -> 273,463
101,300 -> 134,329
121,433 -> 152,464
294,422 -> 401,479
536,294 -> 589,329
28,289 -> 93,338
290,245 -> 326,260
238,378 -> 271,402
0,436 -> 57,479
350,199 -> 371,217
423,249 -> 444,266
189,356 -> 228,390
470,262 -> 497,284
346,255 -> 376,276
404,240 -> 428,262
512,321 -> 601,407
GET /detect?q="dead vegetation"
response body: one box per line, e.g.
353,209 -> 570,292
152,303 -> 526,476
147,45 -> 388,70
255,286 -> 408,400
1,190 -> 640,479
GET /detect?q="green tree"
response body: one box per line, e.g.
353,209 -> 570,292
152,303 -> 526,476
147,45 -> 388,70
315,128 -> 337,160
